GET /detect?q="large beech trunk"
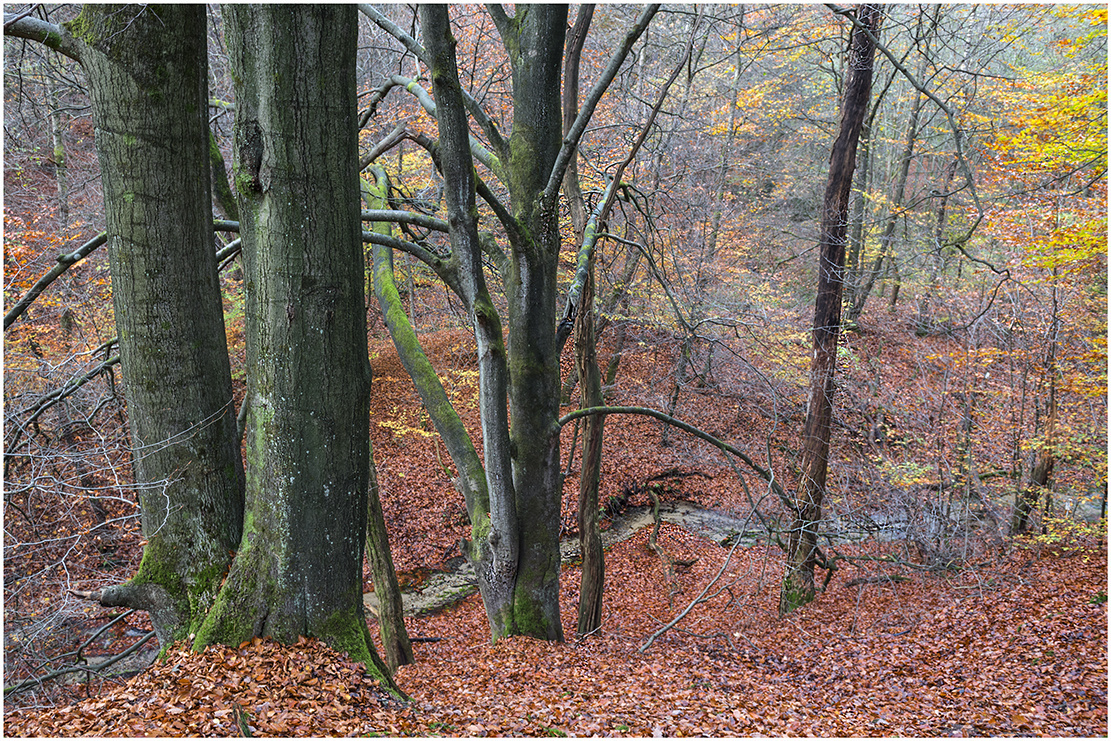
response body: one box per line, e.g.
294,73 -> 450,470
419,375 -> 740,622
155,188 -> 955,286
74,4 -> 244,646
374,4 -> 653,642
781,5 -> 882,614
193,5 -> 393,688
418,4 -> 569,642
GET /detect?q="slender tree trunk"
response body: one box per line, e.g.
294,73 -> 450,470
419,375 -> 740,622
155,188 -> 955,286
209,128 -> 239,222
194,6 -> 394,689
73,4 -> 245,646
361,170 -> 418,670
846,121 -> 872,277
917,157 -> 958,334
845,79 -> 924,324
365,441 -> 413,670
1013,279 -> 1059,534
47,67 -> 69,229
562,5 -> 605,637
781,4 -> 882,614
574,257 -> 605,636
707,9 -> 744,259
420,5 -> 529,640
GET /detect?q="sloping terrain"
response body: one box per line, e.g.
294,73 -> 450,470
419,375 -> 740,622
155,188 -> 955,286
4,324 -> 1106,737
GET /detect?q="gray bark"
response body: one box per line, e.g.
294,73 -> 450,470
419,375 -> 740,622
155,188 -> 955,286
72,4 -> 244,646
195,5 -> 393,689
372,4 -> 655,642
421,4 -> 527,639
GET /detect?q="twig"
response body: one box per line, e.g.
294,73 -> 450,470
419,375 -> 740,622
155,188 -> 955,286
3,629 -> 156,697
639,504 -> 758,653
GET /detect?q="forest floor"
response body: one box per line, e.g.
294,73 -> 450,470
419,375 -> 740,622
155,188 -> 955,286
4,323 -> 1108,737
4,526 -> 1106,737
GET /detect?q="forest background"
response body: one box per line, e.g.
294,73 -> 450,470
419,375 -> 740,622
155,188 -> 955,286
2,3 -> 1107,736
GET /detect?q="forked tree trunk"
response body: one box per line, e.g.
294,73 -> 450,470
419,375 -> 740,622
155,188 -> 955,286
385,4 -> 654,642
419,5 -> 527,640
500,5 -> 571,642
781,4 -> 882,615
72,4 -> 245,646
193,5 -> 394,689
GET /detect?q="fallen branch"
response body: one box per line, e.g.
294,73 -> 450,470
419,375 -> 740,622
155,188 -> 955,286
3,626 -> 156,697
844,574 -> 909,588
557,405 -> 789,508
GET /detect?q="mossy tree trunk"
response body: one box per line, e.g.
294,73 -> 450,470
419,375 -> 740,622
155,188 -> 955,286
420,5 -> 528,639
563,6 -> 605,637
64,4 -> 245,647
781,4 -> 882,615
193,5 -> 393,689
492,3 -> 570,643
367,4 -> 656,642
361,170 -> 414,671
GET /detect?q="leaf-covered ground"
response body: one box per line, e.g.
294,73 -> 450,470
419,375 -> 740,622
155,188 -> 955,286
4,326 -> 1107,737
4,525 -> 1105,737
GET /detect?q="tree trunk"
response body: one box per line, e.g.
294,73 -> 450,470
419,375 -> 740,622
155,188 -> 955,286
560,4 -> 605,638
47,65 -> 69,229
780,4 -> 882,615
73,4 -> 245,646
501,5 -> 570,642
845,76 -> 925,324
916,157 -> 958,334
706,9 -> 744,259
846,121 -> 872,277
574,258 -> 605,636
365,441 -> 413,670
393,3 -> 653,642
194,5 -> 393,689
209,128 -> 240,222
362,170 -> 417,670
1013,279 -> 1059,535
419,5 -> 529,640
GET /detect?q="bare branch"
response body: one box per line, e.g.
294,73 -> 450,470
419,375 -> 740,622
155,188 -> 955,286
4,232 -> 107,330
358,4 -> 507,156
543,4 -> 661,205
3,14 -> 83,63
557,405 -> 786,503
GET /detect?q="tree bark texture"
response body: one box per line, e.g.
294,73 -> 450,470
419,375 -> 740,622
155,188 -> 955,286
75,4 -> 244,645
420,5 -> 523,640
780,4 -> 882,615
421,5 -> 569,641
574,256 -> 606,636
560,5 -> 605,637
195,5 -> 393,688
365,440 -> 413,670
499,3 -> 570,643
361,171 -> 417,670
